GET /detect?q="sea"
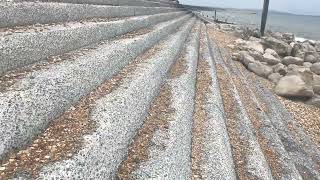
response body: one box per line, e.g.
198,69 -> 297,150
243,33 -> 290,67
202,9 -> 320,41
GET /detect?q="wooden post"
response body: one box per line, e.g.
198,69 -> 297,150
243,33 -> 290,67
260,0 -> 270,36
214,10 -> 217,21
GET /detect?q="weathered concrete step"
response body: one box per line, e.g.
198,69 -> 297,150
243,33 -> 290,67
0,2 -> 182,28
34,17 -> 196,179
0,14 -> 192,160
210,42 -> 302,180
0,11 -> 187,75
213,36 -> 273,179
236,59 -> 320,179
126,20 -> 200,180
15,0 -> 174,7
190,24 -> 236,180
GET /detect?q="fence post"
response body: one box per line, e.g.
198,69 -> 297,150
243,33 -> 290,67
260,0 -> 269,36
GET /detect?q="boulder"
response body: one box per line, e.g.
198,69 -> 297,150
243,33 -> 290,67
275,75 -> 314,98
246,41 -> 265,54
273,63 -> 287,75
232,52 -> 241,61
303,62 -> 313,68
268,73 -> 282,83
291,44 -> 305,59
313,74 -> 320,94
304,54 -> 317,63
311,62 -> 320,75
287,64 -> 311,75
240,51 -> 255,66
263,53 -> 281,65
262,36 -> 292,56
235,39 -> 264,54
282,56 -> 304,65
282,33 -> 295,43
249,36 -> 262,42
315,41 -> 320,52
306,96 -> 320,107
248,62 -> 273,78
248,50 -> 264,61
301,41 -> 316,52
265,48 -> 280,58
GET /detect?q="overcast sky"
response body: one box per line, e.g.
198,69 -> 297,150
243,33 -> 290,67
179,0 -> 320,15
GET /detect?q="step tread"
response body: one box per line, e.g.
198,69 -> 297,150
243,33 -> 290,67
34,17 -> 195,179
124,20 -> 200,180
0,11 -> 187,74
0,14 -> 191,160
0,2 -> 181,28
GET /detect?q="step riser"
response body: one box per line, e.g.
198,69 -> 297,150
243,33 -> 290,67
0,15 -> 192,159
0,11 -> 187,75
199,27 -> 237,179
14,0 -> 174,7
132,20 -> 200,180
213,44 -> 274,179
0,2 -> 181,28
36,18 -> 196,179
216,45 -> 302,180
239,68 -> 320,179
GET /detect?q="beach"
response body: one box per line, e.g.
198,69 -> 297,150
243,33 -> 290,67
202,8 -> 320,41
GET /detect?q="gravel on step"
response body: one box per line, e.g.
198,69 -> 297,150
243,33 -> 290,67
0,14 -> 191,160
34,18 -> 196,180
236,62 -> 320,179
191,24 -> 236,180
0,2 -> 180,28
214,44 -> 273,180
123,20 -> 200,180
0,11 -> 187,74
213,43 -> 302,180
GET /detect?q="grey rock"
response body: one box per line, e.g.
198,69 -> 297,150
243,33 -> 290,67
306,96 -> 320,107
304,54 -> 317,63
262,36 -> 292,56
282,56 -> 304,66
303,62 -> 313,68
263,53 -> 281,65
313,74 -> 320,94
240,51 -> 255,66
232,52 -> 241,61
268,73 -> 282,83
291,44 -> 305,59
248,62 -> 273,78
273,63 -> 287,75
315,41 -> 320,52
311,62 -> 320,75
282,33 -> 295,43
235,39 -> 264,54
249,50 -> 264,61
287,64 -> 311,76
301,41 -> 316,52
275,75 -> 314,98
265,48 -> 280,58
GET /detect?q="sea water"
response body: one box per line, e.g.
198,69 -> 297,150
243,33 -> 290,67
202,9 -> 320,40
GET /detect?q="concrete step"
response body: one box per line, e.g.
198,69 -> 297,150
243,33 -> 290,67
235,55 -> 320,179
33,17 -> 196,179
0,11 -> 187,75
14,0 -> 175,7
190,24 -> 236,180
122,20 -> 200,180
0,14 -> 192,160
212,35 -> 274,179
210,41 -> 302,180
0,2 -> 182,28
